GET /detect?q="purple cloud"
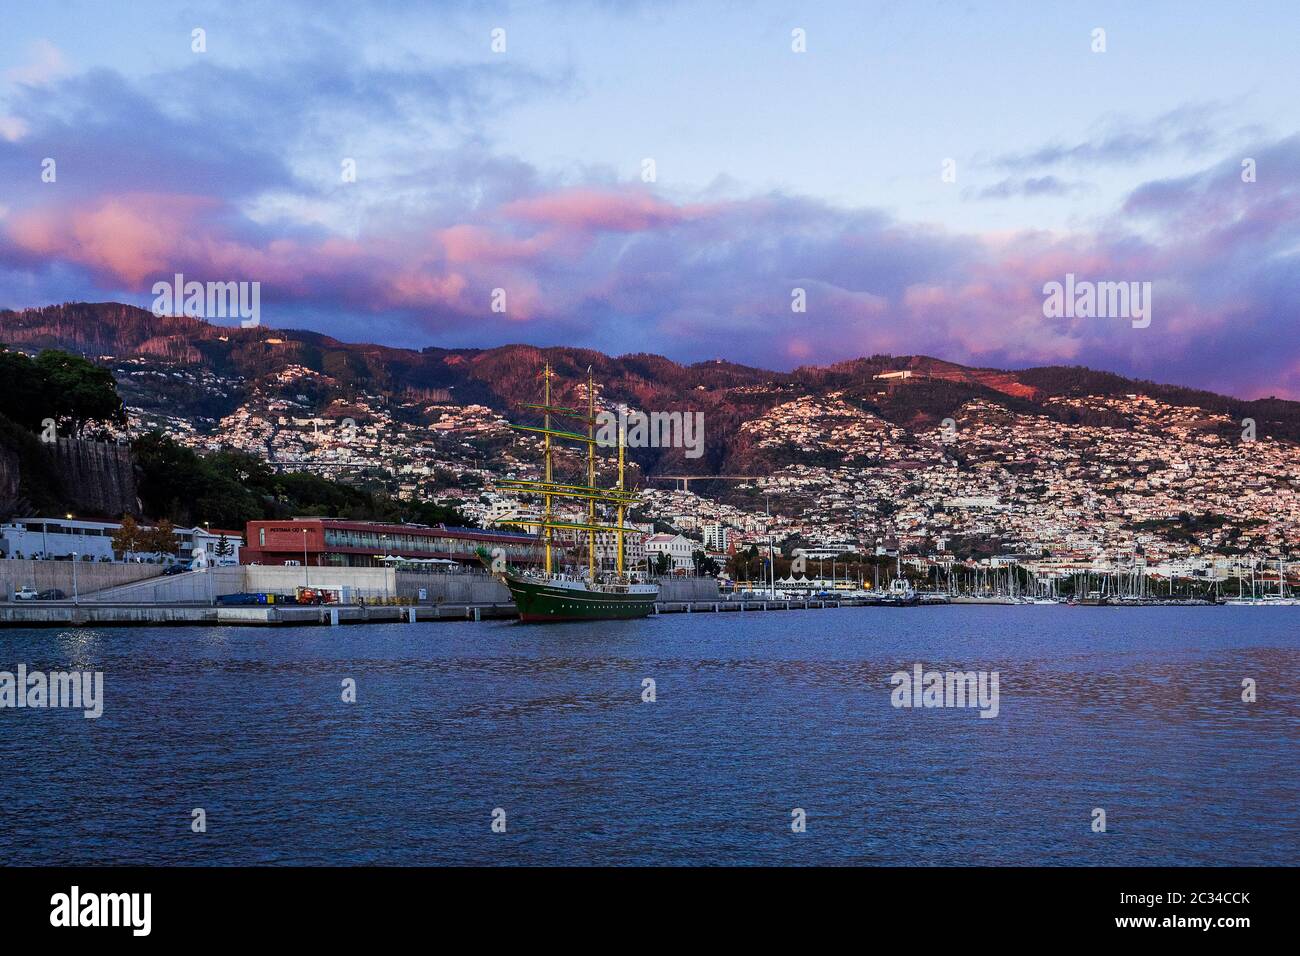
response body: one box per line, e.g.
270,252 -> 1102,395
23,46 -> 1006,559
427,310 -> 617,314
1,59 -> 1298,400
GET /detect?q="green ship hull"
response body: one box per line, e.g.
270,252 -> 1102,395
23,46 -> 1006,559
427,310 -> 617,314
504,573 -> 658,622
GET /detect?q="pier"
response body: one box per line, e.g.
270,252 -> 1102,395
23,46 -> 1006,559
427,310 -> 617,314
0,596 -> 865,627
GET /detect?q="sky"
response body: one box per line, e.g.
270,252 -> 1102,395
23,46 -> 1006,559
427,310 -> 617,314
1,0 -> 1298,399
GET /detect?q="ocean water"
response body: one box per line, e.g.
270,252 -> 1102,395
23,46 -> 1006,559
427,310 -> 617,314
0,606 -> 1295,866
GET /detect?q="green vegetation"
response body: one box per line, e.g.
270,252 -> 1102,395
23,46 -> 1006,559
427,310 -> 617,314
132,432 -> 470,529
1131,512 -> 1236,545
0,343 -> 471,530
0,346 -> 126,438
691,549 -> 720,576
110,514 -> 178,556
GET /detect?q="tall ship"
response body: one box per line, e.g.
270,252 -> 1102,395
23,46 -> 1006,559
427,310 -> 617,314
483,364 -> 659,622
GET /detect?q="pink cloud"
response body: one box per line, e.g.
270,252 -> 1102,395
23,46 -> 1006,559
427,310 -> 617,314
500,188 -> 717,232
10,194 -> 217,286
437,224 -> 559,264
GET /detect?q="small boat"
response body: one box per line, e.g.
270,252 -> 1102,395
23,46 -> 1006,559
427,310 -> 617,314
878,566 -> 919,605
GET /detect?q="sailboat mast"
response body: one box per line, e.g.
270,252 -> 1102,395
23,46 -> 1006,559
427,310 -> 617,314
586,367 -> 596,581
543,363 -> 553,575
616,404 -> 626,577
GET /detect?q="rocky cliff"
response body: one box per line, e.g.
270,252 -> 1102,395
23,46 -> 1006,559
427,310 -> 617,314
0,422 -> 140,519
47,438 -> 140,517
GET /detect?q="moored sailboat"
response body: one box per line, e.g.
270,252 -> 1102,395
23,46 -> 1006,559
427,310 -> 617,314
484,364 -> 659,622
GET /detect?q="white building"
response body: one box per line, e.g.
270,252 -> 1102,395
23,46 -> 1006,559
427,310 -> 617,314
0,518 -> 117,561
487,498 -> 543,534
645,533 -> 696,572
799,540 -> 859,560
703,523 -> 731,552
0,517 -> 242,566
180,527 -> 244,567
594,521 -> 650,570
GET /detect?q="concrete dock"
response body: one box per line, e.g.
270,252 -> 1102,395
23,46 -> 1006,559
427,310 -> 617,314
0,596 -> 863,627
0,564 -> 883,626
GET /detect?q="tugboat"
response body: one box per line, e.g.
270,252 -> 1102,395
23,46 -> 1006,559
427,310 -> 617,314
878,557 -> 919,606
483,364 -> 659,622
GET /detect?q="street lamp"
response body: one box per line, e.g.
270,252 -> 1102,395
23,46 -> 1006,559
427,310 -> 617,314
70,551 -> 78,605
302,528 -> 309,587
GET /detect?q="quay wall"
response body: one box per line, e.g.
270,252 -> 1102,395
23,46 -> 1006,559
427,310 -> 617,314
244,565 -> 395,598
396,570 -> 509,604
82,566 -> 243,603
7,562 -> 722,607
393,572 -> 721,604
0,559 -> 161,600
83,565 -> 397,603
655,577 -> 720,601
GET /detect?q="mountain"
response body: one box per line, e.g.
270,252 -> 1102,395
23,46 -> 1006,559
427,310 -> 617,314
4,302 -> 1297,452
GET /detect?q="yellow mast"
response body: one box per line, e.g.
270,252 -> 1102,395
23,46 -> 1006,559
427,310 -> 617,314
586,366 -> 596,581
543,363 -> 553,575
616,404 -> 626,577
496,367 -> 650,576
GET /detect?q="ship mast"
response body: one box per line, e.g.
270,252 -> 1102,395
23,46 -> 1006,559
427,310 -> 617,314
617,404 -> 626,577
495,362 -> 648,578
543,363 -> 553,574
586,367 -> 596,581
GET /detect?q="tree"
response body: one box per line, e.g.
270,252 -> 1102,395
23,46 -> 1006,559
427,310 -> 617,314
133,432 -> 472,530
111,515 -> 178,561
111,514 -> 144,557
141,519 -> 177,559
33,350 -> 126,438
654,551 -> 672,575
215,534 -> 234,559
0,346 -> 50,431
727,543 -> 762,583
692,550 -> 720,576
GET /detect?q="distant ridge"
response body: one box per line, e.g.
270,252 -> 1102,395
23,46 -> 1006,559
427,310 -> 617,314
3,302 -> 1298,445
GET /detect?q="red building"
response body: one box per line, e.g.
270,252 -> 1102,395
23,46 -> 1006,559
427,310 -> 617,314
241,519 -> 545,568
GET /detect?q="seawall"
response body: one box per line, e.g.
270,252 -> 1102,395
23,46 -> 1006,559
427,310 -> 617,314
0,559 -> 161,599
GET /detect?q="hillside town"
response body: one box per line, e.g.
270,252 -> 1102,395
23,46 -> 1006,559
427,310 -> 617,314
106,357 -> 1300,587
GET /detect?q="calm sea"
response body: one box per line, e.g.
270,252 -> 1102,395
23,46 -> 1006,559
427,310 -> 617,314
1,607 -> 1295,865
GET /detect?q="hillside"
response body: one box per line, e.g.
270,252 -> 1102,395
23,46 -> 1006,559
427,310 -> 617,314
4,303 -> 1297,449
3,302 -> 1297,562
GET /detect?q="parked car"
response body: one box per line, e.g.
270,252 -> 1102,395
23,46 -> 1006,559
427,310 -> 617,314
36,588 -> 67,600
13,586 -> 38,601
162,565 -> 187,576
